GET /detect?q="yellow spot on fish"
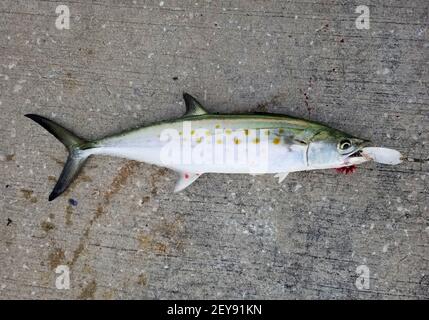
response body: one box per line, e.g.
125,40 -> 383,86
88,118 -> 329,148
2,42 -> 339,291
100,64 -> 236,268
253,138 -> 260,144
179,131 -> 182,136
216,139 -> 223,144
234,137 -> 241,145
279,128 -> 284,134
215,124 -> 221,129
264,130 -> 270,136
205,130 -> 211,136
225,129 -> 232,135
191,130 -> 195,136
273,137 -> 280,145
196,137 -> 203,143
244,129 -> 249,136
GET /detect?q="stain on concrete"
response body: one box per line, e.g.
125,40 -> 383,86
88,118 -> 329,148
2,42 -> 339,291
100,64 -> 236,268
78,47 -> 95,56
68,161 -> 140,267
101,290 -> 115,299
94,204 -> 104,219
63,174 -> 92,194
149,167 -> 168,195
139,195 -> 151,206
138,217 -> 185,255
41,221 -> 55,232
50,157 -> 65,166
155,217 -> 184,238
77,280 -> 97,299
138,233 -> 167,254
48,248 -> 65,269
20,189 -> 37,203
69,242 -> 85,267
78,175 -> 93,183
255,93 -> 287,112
137,273 -> 148,286
103,161 -> 140,201
82,263 -> 94,275
63,72 -> 79,91
65,205 -> 73,226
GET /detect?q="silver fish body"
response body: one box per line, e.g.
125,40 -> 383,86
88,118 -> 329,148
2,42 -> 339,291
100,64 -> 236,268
26,93 -> 371,200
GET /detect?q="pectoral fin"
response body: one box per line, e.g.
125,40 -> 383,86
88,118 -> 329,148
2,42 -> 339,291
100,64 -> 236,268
174,172 -> 202,192
274,172 -> 289,183
276,133 -> 308,146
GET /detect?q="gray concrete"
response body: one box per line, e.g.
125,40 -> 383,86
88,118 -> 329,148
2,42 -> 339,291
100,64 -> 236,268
0,0 -> 428,299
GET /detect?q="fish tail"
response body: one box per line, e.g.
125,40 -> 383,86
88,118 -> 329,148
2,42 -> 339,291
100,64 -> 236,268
25,114 -> 96,201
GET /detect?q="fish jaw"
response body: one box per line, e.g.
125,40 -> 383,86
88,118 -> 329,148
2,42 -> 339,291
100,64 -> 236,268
341,140 -> 372,166
342,149 -> 370,166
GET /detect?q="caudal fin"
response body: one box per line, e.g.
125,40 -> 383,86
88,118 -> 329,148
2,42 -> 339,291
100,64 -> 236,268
25,114 -> 93,201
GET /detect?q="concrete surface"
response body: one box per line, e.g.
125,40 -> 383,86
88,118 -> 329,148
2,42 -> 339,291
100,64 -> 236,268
0,0 -> 428,299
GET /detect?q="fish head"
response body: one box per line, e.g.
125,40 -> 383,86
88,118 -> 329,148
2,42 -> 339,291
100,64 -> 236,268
307,129 -> 371,169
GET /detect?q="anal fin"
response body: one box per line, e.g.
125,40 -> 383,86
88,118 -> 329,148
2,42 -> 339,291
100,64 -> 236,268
274,172 -> 289,183
174,172 -> 202,192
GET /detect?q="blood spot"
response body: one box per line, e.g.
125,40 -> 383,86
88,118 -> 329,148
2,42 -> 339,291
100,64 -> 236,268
335,165 -> 357,174
184,173 -> 189,179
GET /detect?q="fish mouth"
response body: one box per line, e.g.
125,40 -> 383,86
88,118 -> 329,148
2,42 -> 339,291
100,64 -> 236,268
344,150 -> 366,165
344,144 -> 371,165
348,149 -> 363,158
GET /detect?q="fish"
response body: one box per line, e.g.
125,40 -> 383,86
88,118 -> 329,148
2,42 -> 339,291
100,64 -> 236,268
25,93 -> 401,201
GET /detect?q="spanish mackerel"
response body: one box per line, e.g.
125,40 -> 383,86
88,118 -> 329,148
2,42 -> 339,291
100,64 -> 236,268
26,93 -> 402,200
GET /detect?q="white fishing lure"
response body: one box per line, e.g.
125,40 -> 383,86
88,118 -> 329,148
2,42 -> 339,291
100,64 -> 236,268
362,147 -> 403,165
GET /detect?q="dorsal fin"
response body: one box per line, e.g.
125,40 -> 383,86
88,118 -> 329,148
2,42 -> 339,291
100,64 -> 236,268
183,93 -> 208,117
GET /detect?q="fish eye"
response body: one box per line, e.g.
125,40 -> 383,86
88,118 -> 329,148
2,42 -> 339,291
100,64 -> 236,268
339,139 -> 352,150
